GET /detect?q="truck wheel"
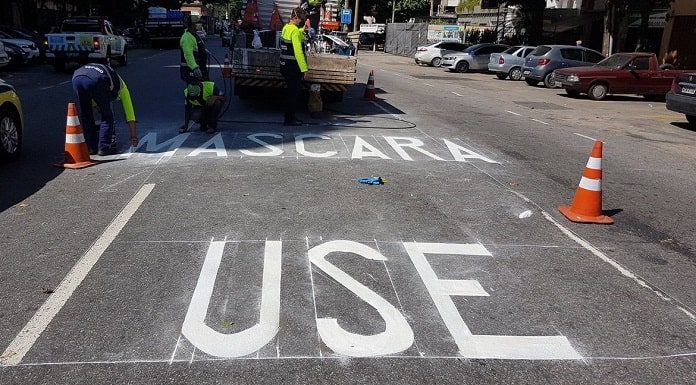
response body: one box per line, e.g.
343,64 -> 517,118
588,83 -> 608,101
53,59 -> 65,72
117,46 -> 128,66
496,73 -> 507,80
686,115 -> 696,127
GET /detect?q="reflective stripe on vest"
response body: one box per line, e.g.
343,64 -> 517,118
280,37 -> 296,61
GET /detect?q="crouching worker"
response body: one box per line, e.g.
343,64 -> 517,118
179,80 -> 226,134
72,63 -> 137,155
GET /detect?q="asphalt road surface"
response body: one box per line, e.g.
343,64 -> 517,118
0,39 -> 694,384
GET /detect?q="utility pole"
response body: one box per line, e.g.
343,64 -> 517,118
353,0 -> 360,32
391,0 -> 396,23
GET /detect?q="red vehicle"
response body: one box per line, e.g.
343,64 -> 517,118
555,52 -> 691,100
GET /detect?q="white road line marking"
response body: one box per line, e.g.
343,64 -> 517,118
0,183 -> 156,366
505,110 -> 522,116
169,335 -> 182,365
541,210 -> 696,321
371,100 -> 402,121
306,236 -> 322,357
574,133 -> 597,141
452,91 -> 463,97
423,83 -> 434,87
530,118 -> 550,125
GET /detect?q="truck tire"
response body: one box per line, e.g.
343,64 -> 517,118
116,46 -> 128,66
53,59 -> 65,72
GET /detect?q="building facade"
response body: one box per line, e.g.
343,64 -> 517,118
659,0 -> 696,69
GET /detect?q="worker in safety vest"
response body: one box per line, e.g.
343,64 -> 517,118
180,17 -> 208,83
71,63 -> 137,156
300,0 -> 326,32
179,80 -> 226,134
279,7 -> 308,126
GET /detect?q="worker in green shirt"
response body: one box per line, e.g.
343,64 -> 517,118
180,17 -> 208,83
179,80 -> 226,134
279,7 -> 308,126
72,63 -> 137,156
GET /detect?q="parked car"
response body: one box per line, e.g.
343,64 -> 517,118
522,45 -> 605,88
666,73 -> 696,127
0,31 -> 40,64
1,41 -> 29,68
358,32 -> 385,50
196,25 -> 207,41
441,43 -> 509,73
0,78 -> 23,161
488,45 -> 536,80
555,52 -> 692,100
0,25 -> 45,61
46,17 -> 128,71
0,41 -> 9,69
414,41 -> 469,67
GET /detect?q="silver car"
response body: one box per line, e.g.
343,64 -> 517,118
442,43 -> 509,73
488,45 -> 536,80
414,41 -> 469,67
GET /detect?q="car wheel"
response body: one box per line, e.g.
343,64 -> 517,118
565,89 -> 581,97
588,83 -> 608,101
455,60 -> 469,73
117,46 -> 128,66
686,115 -> 696,127
509,67 -> 523,81
543,72 -> 557,88
431,57 -> 442,67
0,107 -> 22,162
496,73 -> 507,80
525,79 -> 539,86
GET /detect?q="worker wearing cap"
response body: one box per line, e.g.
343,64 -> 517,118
279,7 -> 308,126
71,63 -> 137,156
179,80 -> 226,134
180,18 -> 208,83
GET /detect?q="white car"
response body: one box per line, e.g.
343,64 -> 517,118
441,43 -> 509,73
0,32 -> 40,62
414,41 -> 469,67
0,41 -> 9,68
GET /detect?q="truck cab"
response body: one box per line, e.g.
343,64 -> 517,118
46,17 -> 127,71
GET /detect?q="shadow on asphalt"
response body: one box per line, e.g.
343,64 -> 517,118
669,121 -> 695,131
0,156 -> 64,214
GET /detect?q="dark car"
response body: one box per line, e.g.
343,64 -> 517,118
1,41 -> 29,68
666,73 -> 696,127
0,25 -> 45,61
358,32 -> 385,49
522,45 -> 605,88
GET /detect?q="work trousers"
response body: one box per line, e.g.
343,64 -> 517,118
72,75 -> 115,152
280,65 -> 302,122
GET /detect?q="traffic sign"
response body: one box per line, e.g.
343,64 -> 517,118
341,9 -> 352,25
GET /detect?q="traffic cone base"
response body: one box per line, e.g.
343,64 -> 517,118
558,140 -> 613,225
57,103 -> 97,169
559,205 -> 613,224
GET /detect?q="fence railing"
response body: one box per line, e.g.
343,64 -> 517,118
384,23 -> 429,57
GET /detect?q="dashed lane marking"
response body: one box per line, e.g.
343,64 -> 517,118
452,91 -> 463,97
530,118 -> 550,126
423,83 -> 434,87
505,110 -> 522,116
0,184 -> 156,366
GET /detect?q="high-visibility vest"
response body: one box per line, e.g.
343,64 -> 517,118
279,23 -> 307,73
184,81 -> 216,107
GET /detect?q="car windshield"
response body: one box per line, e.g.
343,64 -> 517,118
503,46 -> 521,54
597,54 -> 633,69
530,46 -> 552,56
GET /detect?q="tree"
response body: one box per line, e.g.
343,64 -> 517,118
504,0 -> 545,45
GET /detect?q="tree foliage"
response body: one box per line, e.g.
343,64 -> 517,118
456,0 -> 480,14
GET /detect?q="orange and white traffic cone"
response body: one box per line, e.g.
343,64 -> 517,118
362,69 -> 379,101
59,103 -> 97,169
559,140 -> 613,224
222,53 -> 232,78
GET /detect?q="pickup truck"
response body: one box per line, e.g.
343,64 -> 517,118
46,17 -> 128,71
554,52 -> 691,100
